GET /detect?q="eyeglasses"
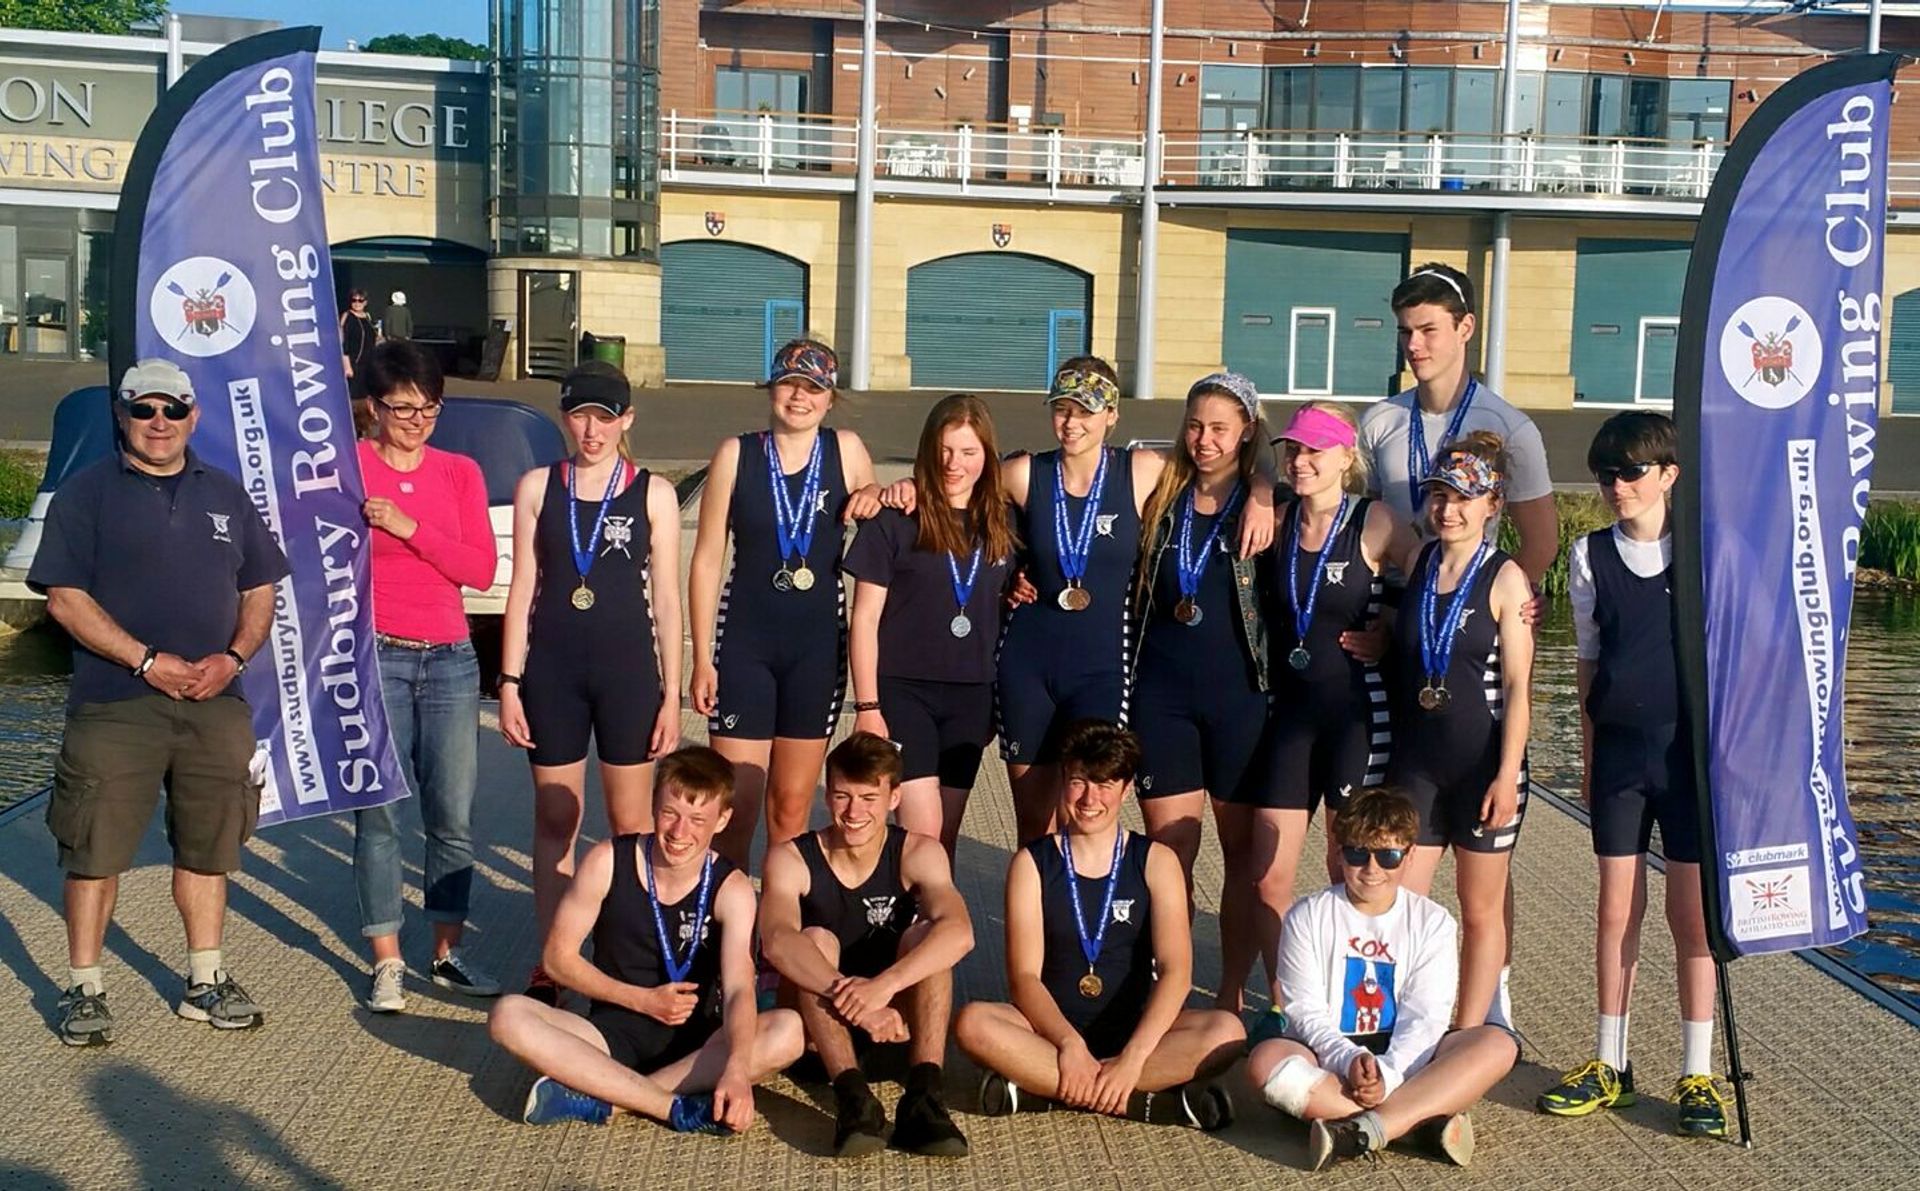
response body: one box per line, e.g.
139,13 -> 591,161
1340,845 -> 1407,870
1594,461 -> 1662,486
122,399 -> 192,422
376,399 -> 442,421
351,298 -> 367,305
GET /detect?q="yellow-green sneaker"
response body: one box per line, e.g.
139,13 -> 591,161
1674,1074 -> 1731,1138
1537,1059 -> 1636,1116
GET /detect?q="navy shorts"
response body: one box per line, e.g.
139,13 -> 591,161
1589,723 -> 1701,864
1235,702 -> 1382,812
879,676 -> 994,788
1395,753 -> 1530,854
1130,669 -> 1267,800
590,1006 -> 719,1073
995,654 -> 1126,766
710,627 -> 845,741
521,653 -> 663,769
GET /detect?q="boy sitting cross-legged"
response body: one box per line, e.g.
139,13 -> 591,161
1249,787 -> 1517,1171
488,747 -> 804,1133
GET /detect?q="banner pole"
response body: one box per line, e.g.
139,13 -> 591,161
1714,957 -> 1755,1148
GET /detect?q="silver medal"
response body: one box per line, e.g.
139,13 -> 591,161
950,614 -> 973,639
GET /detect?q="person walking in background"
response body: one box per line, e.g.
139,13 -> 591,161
382,290 -> 414,342
30,358 -> 286,1044
499,361 -> 684,1004
353,340 -> 501,1012
844,394 -> 1016,857
340,288 -> 378,436
687,340 -> 879,868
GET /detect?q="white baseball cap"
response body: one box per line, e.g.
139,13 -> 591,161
118,358 -> 195,404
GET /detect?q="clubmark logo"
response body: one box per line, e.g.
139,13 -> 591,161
152,256 -> 256,358
1719,295 -> 1822,410
1729,864 -> 1813,942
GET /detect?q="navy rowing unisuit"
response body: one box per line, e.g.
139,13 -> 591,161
710,430 -> 851,741
796,825 -> 920,978
521,463 -> 661,768
997,448 -> 1140,765
1029,831 -> 1156,1060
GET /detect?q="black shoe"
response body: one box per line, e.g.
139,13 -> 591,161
1135,1081 -> 1234,1131
892,1087 -> 969,1158
978,1071 -> 1052,1117
1309,1116 -> 1375,1172
831,1078 -> 889,1158
1410,1113 -> 1475,1166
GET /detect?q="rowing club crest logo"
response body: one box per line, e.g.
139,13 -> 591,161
992,223 -> 1013,248
151,256 -> 256,359
1718,295 -> 1822,411
705,210 -> 726,236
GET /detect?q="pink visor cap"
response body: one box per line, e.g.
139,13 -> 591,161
1273,406 -> 1356,452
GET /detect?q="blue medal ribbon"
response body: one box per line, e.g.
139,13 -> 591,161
1418,540 -> 1494,687
1289,492 -> 1350,651
764,431 -> 826,567
569,460 -> 624,581
1175,482 -> 1244,600
948,544 -> 984,615
643,836 -> 718,985
1061,828 -> 1126,974
1052,448 -> 1110,587
1406,378 -> 1478,514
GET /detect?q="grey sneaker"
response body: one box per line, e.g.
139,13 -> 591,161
431,950 -> 501,997
367,959 -> 407,1013
177,971 -> 264,1030
57,985 -> 113,1047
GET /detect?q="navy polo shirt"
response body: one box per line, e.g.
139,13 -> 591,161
29,449 -> 289,709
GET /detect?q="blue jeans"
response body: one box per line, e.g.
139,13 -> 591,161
354,640 -> 480,939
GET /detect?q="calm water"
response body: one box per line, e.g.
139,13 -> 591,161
0,595 -> 1913,1010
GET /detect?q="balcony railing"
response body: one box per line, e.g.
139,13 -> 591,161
665,108 -> 1920,203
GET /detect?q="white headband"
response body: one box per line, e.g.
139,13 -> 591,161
1407,269 -> 1467,305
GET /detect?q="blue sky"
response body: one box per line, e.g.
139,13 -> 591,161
179,2 -> 488,49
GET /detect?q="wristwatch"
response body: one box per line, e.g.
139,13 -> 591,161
130,645 -> 158,677
224,648 -> 248,674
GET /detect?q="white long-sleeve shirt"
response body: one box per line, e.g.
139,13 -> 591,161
1567,527 -> 1672,661
1279,885 -> 1459,1098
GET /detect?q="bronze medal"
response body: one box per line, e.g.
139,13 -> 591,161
1078,971 -> 1104,999
571,582 -> 595,611
1058,583 -> 1093,613
1418,683 -> 1451,712
791,564 -> 816,592
1173,598 -> 1203,626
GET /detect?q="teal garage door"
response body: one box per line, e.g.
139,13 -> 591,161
1889,288 -> 1920,413
1571,239 -> 1691,405
907,253 -> 1091,390
661,241 -> 807,382
1222,229 -> 1407,398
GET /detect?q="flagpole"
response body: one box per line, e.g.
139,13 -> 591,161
1714,959 -> 1754,1147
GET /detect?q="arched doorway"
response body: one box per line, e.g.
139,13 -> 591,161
906,252 -> 1091,391
660,241 -> 809,382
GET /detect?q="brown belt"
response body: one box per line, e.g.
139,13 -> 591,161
375,632 -> 442,651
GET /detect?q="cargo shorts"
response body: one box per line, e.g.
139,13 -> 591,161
48,694 -> 262,877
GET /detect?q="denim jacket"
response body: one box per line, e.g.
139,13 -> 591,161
1134,492 -> 1270,692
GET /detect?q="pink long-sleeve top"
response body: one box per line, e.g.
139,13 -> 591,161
359,440 -> 497,644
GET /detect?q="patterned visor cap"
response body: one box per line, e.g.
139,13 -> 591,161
1048,368 -> 1120,413
1424,447 -> 1505,499
769,341 -> 839,389
1186,371 -> 1261,422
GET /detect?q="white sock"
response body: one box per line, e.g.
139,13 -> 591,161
1597,1013 -> 1629,1070
1486,966 -> 1514,1029
1354,1109 -> 1387,1151
187,948 -> 222,988
1681,1019 -> 1714,1077
69,965 -> 103,996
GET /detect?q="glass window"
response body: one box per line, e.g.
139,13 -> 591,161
0,224 -> 15,356
1627,78 -> 1663,139
1405,68 -> 1450,133
1312,67 -> 1358,130
715,67 -> 809,114
1666,79 -> 1730,143
1510,71 -> 1543,135
1267,68 -> 1306,128
1359,68 -> 1402,132
1201,64 -> 1261,103
79,230 -> 109,360
1543,72 -> 1584,135
1588,75 -> 1627,137
1452,70 -> 1498,134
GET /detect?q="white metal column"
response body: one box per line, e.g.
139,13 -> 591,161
1133,0 -> 1167,399
1870,0 -> 1884,53
851,0 -> 877,389
166,13 -> 183,86
1485,0 -> 1521,392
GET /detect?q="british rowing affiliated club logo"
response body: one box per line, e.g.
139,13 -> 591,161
1719,295 -> 1823,411
151,256 -> 256,359
705,210 -> 726,236
1729,864 -> 1813,942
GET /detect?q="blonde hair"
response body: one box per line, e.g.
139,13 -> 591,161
1295,400 -> 1368,495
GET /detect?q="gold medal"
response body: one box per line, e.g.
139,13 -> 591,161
571,582 -> 595,611
1078,971 -> 1104,999
791,564 -> 816,591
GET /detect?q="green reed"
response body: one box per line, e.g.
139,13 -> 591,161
1860,500 -> 1920,582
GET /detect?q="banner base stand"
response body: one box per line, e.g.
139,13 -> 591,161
1716,957 -> 1755,1148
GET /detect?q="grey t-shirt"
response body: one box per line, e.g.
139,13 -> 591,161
1356,381 -> 1553,537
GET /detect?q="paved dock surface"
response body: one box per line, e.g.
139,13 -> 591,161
0,708 -> 1916,1189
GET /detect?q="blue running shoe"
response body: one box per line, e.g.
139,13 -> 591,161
523,1076 -> 611,1126
668,1093 -> 736,1136
1246,1007 -> 1289,1049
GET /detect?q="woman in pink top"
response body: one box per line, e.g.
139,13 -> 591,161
354,341 -> 501,1013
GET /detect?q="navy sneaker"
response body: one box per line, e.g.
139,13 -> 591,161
668,1093 -> 735,1135
522,1076 -> 611,1126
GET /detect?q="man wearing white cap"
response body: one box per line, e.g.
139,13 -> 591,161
28,358 -> 288,1046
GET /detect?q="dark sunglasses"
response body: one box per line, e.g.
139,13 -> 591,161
376,398 -> 442,421
1340,845 -> 1407,870
122,398 -> 192,422
1594,461 -> 1661,486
